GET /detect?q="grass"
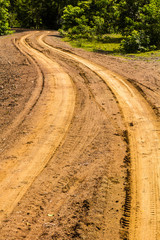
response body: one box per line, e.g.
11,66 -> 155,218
124,50 -> 160,61
63,33 -> 160,61
63,34 -> 122,54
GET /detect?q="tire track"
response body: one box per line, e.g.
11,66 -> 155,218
0,33 -> 75,223
41,32 -> 160,240
27,31 -> 124,137
0,34 -> 44,149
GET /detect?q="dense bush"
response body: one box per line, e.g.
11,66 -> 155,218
118,0 -> 160,52
120,30 -> 151,53
60,0 -> 116,41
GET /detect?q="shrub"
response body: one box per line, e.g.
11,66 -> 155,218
120,30 -> 151,53
0,0 -> 11,35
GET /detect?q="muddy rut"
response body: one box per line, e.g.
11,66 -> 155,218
0,31 -> 160,240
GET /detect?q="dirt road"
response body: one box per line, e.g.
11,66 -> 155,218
0,31 -> 160,239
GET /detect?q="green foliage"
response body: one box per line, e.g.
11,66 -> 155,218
60,0 -> 117,41
63,33 -> 121,53
12,0 -> 44,29
60,0 -> 160,52
120,30 -> 151,53
118,0 -> 160,51
60,5 -> 92,39
61,5 -> 86,30
8,12 -> 21,27
141,0 -> 160,47
0,0 -> 11,35
1,0 -> 159,53
9,0 -> 80,29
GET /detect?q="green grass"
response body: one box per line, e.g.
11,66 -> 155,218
124,50 -> 160,61
63,34 -> 122,54
63,34 -> 160,61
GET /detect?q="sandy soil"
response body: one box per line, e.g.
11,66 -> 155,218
0,30 -> 160,240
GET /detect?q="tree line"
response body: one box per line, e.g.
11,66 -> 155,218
0,0 -> 79,32
0,0 -> 160,52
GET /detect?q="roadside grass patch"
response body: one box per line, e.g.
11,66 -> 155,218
63,34 -> 122,54
62,34 -> 160,61
123,50 -> 160,61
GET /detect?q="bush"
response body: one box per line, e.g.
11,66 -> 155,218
61,5 -> 85,31
59,1 -> 113,41
101,34 -> 112,43
120,30 -> 151,53
0,0 -> 11,35
118,0 -> 160,52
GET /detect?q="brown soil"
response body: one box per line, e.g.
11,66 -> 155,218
0,30 -> 160,240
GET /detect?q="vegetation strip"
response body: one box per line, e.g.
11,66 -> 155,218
0,1 -> 160,53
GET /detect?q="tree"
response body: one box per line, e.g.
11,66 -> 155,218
9,0 -> 80,29
12,0 -> 43,28
141,0 -> 160,47
60,0 -> 118,40
0,0 -> 10,35
118,0 -> 160,52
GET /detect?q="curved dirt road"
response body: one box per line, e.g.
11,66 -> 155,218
0,31 -> 160,240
